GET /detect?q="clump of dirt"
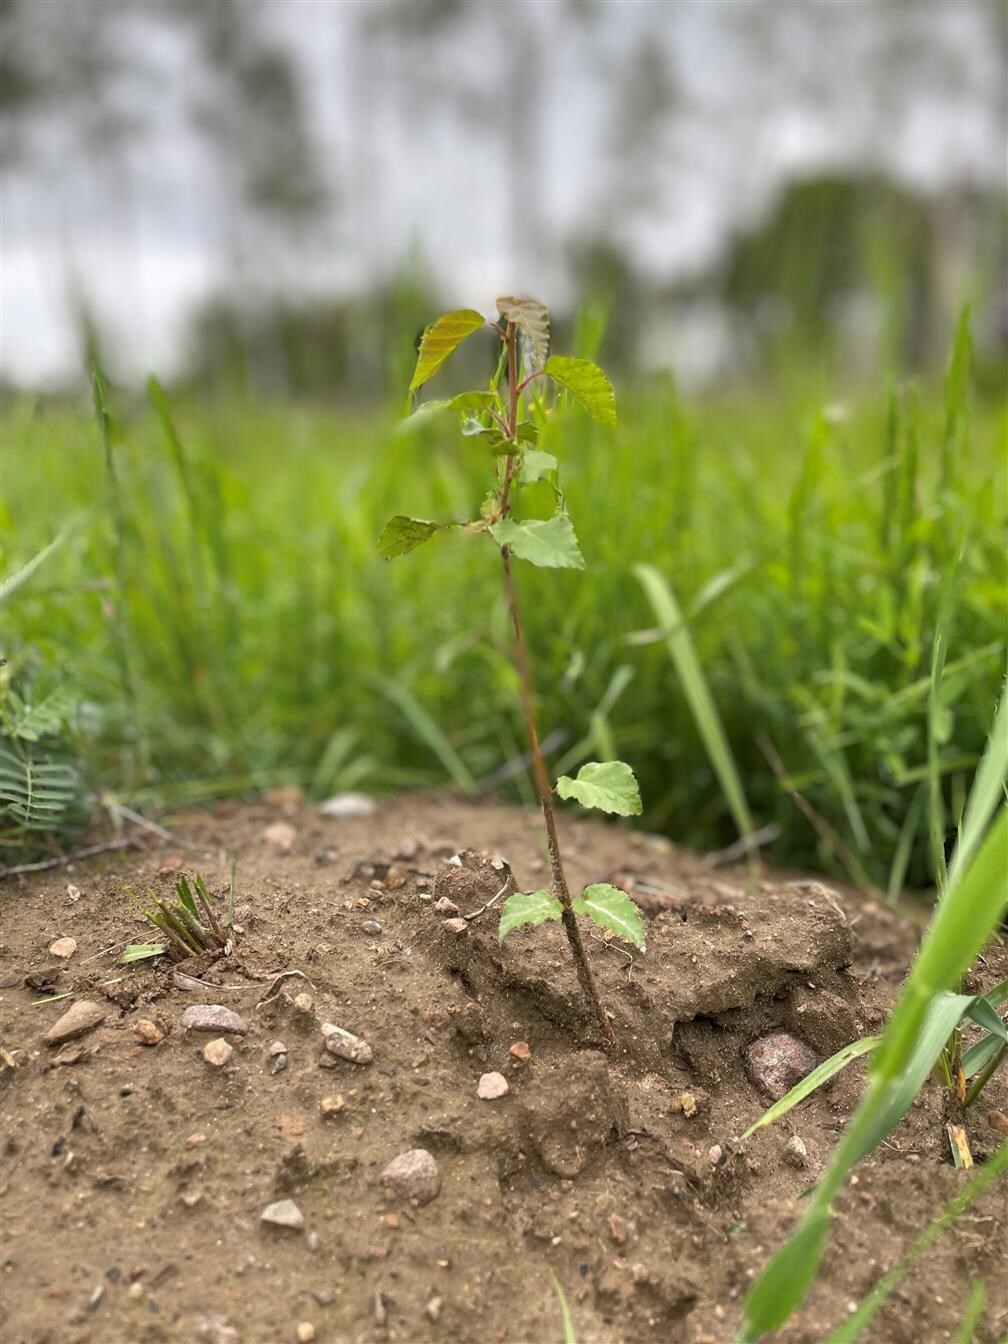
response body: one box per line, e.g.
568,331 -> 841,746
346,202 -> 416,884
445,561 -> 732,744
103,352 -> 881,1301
0,794 -> 1005,1344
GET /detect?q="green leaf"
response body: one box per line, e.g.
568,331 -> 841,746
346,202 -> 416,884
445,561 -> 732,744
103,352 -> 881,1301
490,514 -> 585,570
518,449 -> 558,484
739,1212 -> 832,1342
409,309 -> 485,391
498,889 -> 563,942
572,883 -> 646,950
739,1036 -> 883,1141
398,392 -> 502,436
478,422 -> 538,455
121,942 -> 167,964
545,356 -> 617,428
496,297 -> 550,368
556,760 -> 642,816
377,515 -> 449,559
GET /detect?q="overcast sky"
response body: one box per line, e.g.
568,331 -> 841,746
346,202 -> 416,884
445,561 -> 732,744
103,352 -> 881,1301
1,0 -> 1003,387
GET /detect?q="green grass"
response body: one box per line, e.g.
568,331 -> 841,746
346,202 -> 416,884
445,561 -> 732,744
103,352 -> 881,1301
2,340 -> 1005,885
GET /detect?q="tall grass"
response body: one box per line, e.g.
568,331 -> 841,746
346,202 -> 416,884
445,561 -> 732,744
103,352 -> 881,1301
2,332 -> 1004,882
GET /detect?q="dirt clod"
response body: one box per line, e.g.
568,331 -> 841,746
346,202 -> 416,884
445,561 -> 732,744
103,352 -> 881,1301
48,937 -> 77,959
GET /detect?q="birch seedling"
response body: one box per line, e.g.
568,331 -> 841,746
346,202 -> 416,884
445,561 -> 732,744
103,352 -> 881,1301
378,298 -> 645,1041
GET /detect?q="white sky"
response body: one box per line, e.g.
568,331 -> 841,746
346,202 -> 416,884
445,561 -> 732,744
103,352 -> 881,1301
1,0 -> 1003,387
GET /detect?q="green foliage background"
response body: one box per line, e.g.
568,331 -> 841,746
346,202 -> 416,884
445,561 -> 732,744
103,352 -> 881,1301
2,344 -> 1005,887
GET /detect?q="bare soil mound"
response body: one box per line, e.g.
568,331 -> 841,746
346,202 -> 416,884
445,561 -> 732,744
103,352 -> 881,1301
1,795 -> 1005,1344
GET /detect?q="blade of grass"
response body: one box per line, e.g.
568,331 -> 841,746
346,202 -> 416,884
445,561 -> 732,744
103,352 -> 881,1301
373,674 -> 476,793
825,1145 -> 1004,1344
739,1036 -> 882,1142
948,676 -> 1007,884
740,808 -> 1008,1341
634,563 -> 755,849
549,1273 -> 577,1344
952,1281 -> 986,1344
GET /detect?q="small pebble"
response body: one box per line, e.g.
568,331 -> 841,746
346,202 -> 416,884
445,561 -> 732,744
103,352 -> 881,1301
425,1295 -> 443,1322
194,1316 -> 239,1343
85,1284 -> 105,1312
46,1000 -> 107,1045
128,1282 -> 145,1302
362,920 -> 382,934
270,1054 -> 287,1076
509,1041 -> 531,1061
260,1199 -> 304,1230
477,1071 -> 509,1100
988,1109 -> 1008,1136
320,1094 -> 345,1117
203,1038 -> 233,1069
305,1231 -> 320,1251
49,937 -> 77,959
380,1149 -> 441,1206
317,792 -> 376,818
783,1134 -> 808,1168
373,1291 -> 387,1326
631,1263 -> 649,1285
443,917 -> 468,935
708,1144 -> 723,1166
262,820 -> 297,851
608,1213 -> 627,1245
293,992 -> 314,1015
66,884 -> 82,902
133,1019 -> 164,1046
296,1324 -> 316,1342
321,1024 -> 373,1064
181,1005 -> 248,1035
186,1133 -> 207,1147
268,1040 -> 288,1056
433,897 -> 459,916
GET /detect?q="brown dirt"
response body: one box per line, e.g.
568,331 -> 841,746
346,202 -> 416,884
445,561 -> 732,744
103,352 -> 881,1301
1,794 -> 1005,1344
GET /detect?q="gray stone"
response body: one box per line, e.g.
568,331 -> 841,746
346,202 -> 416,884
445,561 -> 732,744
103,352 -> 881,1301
744,1031 -> 819,1101
181,1005 -> 248,1035
321,1023 -> 373,1064
380,1148 -> 441,1206
45,1000 -> 107,1045
260,1198 -> 304,1230
783,1134 -> 808,1168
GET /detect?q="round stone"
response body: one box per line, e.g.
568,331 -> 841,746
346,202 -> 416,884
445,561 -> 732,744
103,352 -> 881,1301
380,1148 -> 441,1206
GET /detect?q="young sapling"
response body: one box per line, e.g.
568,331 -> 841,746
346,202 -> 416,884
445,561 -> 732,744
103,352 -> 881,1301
378,298 -> 645,1041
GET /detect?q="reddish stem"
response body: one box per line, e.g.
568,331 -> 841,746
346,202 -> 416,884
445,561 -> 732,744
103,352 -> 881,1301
497,321 -> 614,1043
